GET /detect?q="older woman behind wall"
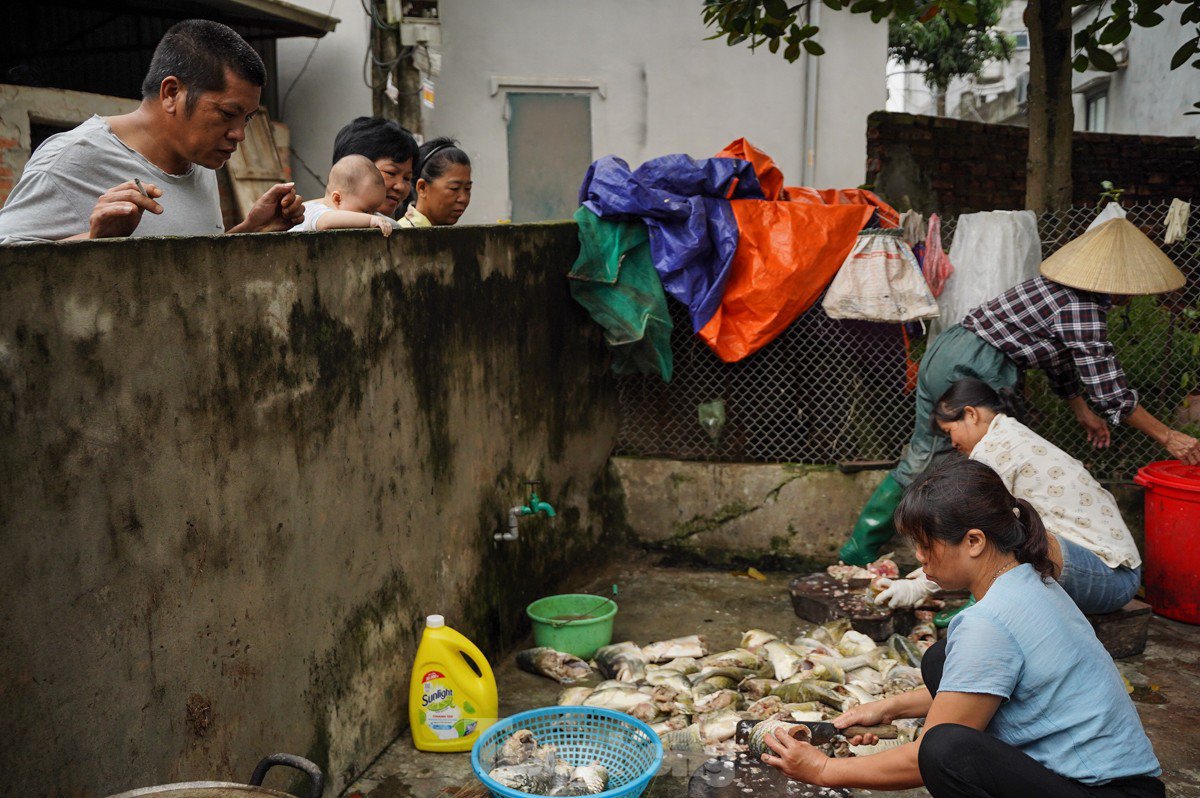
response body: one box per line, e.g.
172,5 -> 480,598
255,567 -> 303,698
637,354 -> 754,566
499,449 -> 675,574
398,138 -> 472,228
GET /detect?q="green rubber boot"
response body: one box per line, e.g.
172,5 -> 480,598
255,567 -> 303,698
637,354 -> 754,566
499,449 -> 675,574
935,595 -> 976,628
837,474 -> 905,566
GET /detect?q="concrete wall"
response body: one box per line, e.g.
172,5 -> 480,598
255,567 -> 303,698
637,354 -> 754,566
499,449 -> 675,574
612,458 -> 888,568
0,224 -> 623,796
426,1 -> 886,224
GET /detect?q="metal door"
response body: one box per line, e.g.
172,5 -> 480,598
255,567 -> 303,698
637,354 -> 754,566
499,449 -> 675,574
506,93 -> 593,223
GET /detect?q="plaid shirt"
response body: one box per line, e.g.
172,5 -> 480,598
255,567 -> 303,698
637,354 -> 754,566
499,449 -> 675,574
961,276 -> 1138,424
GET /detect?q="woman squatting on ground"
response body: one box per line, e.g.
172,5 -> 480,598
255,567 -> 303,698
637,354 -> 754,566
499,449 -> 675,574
876,377 -> 1143,617
761,458 -> 1164,797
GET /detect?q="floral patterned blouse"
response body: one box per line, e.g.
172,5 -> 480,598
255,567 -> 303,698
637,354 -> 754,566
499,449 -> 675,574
971,414 -> 1141,569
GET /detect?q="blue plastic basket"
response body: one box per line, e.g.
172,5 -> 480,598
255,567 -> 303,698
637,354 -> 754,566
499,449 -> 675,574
471,707 -> 664,798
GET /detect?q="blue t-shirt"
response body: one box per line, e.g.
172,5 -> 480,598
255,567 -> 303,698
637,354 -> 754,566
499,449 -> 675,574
940,564 -> 1160,784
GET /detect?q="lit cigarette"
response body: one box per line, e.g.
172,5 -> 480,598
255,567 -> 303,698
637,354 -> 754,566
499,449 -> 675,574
133,178 -> 149,197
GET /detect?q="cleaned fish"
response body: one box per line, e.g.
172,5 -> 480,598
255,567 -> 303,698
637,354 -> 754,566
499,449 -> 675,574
688,666 -> 759,685
693,688 -> 742,713
642,635 -> 707,662
738,677 -> 780,700
836,630 -> 878,657
594,641 -> 648,682
644,668 -> 693,694
771,680 -> 855,711
697,707 -> 744,744
649,715 -> 691,736
887,633 -> 924,667
763,640 -> 806,681
660,723 -> 705,752
841,683 -> 879,705
517,647 -> 596,685
495,729 -> 537,767
740,629 -> 779,650
846,667 -> 885,695
700,648 -> 763,669
660,656 -> 701,675
556,763 -> 604,792
792,637 -> 837,656
557,686 -> 594,705
489,761 -> 553,794
549,760 -> 574,794
744,694 -> 784,720
692,676 -> 738,697
583,686 -> 658,722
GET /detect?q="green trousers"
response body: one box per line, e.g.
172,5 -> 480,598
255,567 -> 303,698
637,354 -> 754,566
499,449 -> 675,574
838,325 -> 1019,565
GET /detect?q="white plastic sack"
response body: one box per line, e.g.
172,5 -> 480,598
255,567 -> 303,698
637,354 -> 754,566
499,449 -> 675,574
1088,202 -> 1127,232
933,210 -> 1041,335
822,231 -> 940,323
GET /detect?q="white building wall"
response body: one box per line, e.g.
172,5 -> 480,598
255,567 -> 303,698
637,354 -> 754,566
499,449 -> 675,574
1072,4 -> 1198,136
429,0 -> 886,224
276,0 -> 374,200
275,2 -> 887,222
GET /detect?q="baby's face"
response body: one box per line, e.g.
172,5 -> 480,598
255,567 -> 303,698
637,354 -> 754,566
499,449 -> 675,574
341,182 -> 387,214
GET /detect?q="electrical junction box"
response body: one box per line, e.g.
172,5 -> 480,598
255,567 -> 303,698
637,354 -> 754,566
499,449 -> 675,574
400,20 -> 441,46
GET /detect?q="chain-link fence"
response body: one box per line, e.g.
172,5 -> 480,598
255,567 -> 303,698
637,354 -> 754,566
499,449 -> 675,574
614,201 -> 1199,481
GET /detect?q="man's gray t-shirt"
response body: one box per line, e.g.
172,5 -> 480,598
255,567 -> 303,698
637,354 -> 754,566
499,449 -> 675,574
0,115 -> 224,243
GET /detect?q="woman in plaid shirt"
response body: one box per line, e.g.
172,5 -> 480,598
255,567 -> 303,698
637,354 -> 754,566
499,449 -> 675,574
838,219 -> 1200,569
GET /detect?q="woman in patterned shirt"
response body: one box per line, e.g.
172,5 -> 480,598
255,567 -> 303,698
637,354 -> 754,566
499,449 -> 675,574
878,377 -> 1141,615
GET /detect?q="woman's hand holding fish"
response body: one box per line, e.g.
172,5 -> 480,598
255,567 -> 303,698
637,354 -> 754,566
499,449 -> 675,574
760,727 -> 830,785
833,699 -> 890,745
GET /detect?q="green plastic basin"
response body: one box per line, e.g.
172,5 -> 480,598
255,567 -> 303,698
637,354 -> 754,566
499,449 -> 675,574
526,594 -> 618,659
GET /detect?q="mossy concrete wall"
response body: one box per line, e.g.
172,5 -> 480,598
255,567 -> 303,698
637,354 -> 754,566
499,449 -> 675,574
611,457 -> 887,568
0,224 -> 623,796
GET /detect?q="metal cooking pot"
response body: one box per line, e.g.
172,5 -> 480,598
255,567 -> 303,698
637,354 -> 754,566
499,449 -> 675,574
106,753 -> 324,798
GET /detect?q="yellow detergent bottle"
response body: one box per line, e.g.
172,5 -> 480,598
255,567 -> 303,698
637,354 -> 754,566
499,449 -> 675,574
409,614 -> 498,752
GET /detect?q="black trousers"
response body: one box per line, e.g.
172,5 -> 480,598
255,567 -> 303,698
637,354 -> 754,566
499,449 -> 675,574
917,640 -> 1165,798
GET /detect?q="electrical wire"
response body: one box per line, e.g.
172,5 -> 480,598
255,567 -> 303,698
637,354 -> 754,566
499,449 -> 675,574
280,0 -> 339,117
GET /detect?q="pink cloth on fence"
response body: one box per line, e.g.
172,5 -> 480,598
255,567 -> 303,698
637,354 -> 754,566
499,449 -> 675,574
924,213 -> 954,297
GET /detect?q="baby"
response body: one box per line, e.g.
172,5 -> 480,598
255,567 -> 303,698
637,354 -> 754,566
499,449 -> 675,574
295,154 -> 394,236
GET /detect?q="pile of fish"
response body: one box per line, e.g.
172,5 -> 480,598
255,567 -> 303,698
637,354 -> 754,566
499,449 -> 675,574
518,620 -> 933,756
488,729 -> 610,796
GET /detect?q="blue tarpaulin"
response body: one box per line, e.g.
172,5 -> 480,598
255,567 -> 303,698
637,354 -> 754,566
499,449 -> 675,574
578,154 -> 765,333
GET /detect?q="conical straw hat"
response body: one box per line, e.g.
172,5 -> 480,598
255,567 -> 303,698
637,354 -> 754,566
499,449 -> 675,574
1040,218 -> 1184,295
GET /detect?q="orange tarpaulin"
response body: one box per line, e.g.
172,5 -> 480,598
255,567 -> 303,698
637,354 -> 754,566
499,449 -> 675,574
699,139 -> 893,362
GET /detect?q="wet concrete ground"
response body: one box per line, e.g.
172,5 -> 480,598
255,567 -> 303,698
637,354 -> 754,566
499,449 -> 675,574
348,555 -> 1200,798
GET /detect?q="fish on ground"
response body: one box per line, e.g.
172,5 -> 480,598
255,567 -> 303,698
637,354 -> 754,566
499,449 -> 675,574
642,634 -> 708,662
594,641 -> 648,682
517,647 -> 597,685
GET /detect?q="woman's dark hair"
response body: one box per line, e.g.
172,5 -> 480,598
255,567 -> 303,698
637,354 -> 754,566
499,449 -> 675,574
332,117 -> 418,165
895,458 -> 1055,579
416,137 -> 470,183
141,20 -> 266,113
931,378 -> 1024,436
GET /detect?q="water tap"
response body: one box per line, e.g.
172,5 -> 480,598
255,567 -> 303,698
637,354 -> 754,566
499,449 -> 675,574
495,481 -> 557,541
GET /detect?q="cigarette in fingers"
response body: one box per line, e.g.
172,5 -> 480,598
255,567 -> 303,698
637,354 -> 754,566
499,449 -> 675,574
133,178 -> 149,197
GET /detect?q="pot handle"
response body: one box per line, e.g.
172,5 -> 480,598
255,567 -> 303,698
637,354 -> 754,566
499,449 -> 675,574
249,753 -> 325,798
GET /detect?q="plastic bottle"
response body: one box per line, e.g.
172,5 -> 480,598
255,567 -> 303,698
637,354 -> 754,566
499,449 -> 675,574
409,614 -> 498,752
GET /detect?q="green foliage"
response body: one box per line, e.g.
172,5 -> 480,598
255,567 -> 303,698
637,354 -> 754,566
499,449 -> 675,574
1073,0 -> 1200,79
888,0 -> 1015,94
703,0 -> 1200,112
1097,180 -> 1125,208
1025,296 -> 1200,478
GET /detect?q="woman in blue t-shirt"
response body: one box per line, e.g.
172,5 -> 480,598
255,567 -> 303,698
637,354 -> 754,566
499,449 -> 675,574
760,458 -> 1163,797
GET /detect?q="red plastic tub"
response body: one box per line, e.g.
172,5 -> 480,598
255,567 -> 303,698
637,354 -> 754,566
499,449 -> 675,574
1134,460 -> 1200,625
